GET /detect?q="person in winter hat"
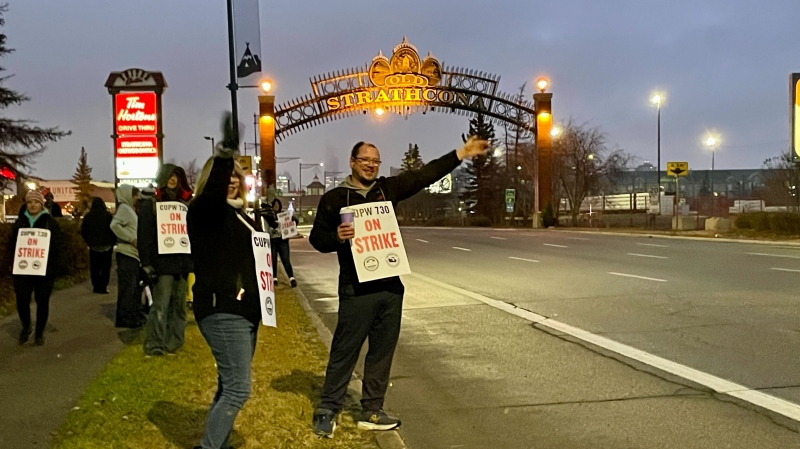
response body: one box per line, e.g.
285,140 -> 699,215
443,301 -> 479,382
138,164 -> 193,356
258,198 -> 297,287
9,189 -> 66,345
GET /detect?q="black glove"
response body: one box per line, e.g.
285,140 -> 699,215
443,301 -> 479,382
139,266 -> 158,287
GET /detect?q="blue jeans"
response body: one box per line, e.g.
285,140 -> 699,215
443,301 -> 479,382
144,274 -> 187,354
197,313 -> 258,449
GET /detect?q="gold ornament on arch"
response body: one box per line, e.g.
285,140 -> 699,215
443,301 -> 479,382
368,37 -> 442,88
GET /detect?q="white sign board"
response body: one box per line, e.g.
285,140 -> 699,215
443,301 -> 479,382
13,229 -> 51,276
350,201 -> 411,283
252,231 -> 276,327
648,186 -> 660,214
277,212 -> 298,239
156,202 -> 191,254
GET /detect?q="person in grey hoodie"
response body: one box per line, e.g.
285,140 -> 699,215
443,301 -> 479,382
110,184 -> 145,328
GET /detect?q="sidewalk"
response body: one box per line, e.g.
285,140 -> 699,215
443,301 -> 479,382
0,277 -> 130,449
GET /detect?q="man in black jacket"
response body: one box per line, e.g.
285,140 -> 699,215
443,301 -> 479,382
309,137 -> 489,437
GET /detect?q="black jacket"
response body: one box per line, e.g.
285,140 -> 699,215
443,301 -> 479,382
10,212 -> 65,278
138,165 -> 194,275
81,198 -> 115,250
187,156 -> 262,325
309,150 -> 461,296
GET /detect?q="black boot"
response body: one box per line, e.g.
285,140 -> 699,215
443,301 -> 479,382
18,327 -> 31,345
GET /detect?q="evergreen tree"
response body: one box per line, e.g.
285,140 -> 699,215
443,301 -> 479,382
461,114 -> 505,222
0,4 -> 69,187
71,147 -> 92,214
401,143 -> 424,172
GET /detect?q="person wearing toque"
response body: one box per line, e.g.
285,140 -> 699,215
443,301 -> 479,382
308,137 -> 489,438
9,189 -> 66,346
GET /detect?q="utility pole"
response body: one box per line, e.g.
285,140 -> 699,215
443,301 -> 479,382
226,0 -> 239,144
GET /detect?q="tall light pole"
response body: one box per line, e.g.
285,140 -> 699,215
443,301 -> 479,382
225,0 -> 238,143
705,135 -> 719,215
650,93 -> 664,213
204,136 -> 214,155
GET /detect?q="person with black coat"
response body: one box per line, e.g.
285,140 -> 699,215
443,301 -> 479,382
308,137 -> 489,437
187,145 -> 263,449
138,164 -> 194,356
10,190 -> 66,346
80,197 -> 115,294
257,198 -> 297,287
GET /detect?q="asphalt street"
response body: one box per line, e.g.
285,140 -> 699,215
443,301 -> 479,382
292,227 -> 800,449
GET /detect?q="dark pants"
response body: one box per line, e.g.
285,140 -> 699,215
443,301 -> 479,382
270,238 -> 294,278
89,249 -> 113,292
144,274 -> 187,354
116,253 -> 144,328
14,275 -> 55,338
198,313 -> 258,449
318,289 -> 403,413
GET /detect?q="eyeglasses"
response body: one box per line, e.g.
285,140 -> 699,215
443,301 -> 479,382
354,157 -> 382,166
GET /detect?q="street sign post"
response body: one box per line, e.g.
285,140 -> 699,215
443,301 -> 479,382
667,161 -> 689,219
505,189 -> 515,214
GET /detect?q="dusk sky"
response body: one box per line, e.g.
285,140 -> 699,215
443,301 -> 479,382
6,0 -> 800,184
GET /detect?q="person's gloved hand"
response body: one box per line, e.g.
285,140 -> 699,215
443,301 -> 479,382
142,265 -> 158,285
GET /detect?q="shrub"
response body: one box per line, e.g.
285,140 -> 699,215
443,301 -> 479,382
0,218 -> 90,316
467,216 -> 492,227
734,212 -> 800,234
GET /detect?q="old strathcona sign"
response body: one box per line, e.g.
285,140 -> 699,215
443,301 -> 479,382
272,37 -> 537,141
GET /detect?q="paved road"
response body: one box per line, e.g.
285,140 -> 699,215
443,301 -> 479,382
292,228 -> 800,448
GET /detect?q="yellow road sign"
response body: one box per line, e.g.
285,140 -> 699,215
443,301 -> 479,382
666,161 -> 689,177
238,155 -> 253,174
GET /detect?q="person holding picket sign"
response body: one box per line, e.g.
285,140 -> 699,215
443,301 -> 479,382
187,116 -> 275,449
9,190 -> 65,346
308,137 -> 489,437
137,164 -> 193,356
258,198 -> 297,288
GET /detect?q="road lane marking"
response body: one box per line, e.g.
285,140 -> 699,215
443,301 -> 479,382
415,239 -> 429,243
567,237 -> 590,241
452,247 -> 472,252
771,268 -> 800,273
608,272 -> 667,282
543,244 -> 568,248
409,272 -> 800,423
509,257 -> 539,263
490,236 -> 507,240
747,252 -> 800,259
627,253 -> 669,259
637,243 -> 669,248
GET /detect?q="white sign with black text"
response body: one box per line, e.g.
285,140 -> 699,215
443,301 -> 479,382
252,232 -> 276,327
156,201 -> 191,254
13,229 -> 51,276
277,212 -> 298,239
350,201 -> 411,283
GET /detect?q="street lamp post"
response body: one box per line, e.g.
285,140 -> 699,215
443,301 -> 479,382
705,136 -> 719,216
650,93 -> 664,213
204,136 -> 214,155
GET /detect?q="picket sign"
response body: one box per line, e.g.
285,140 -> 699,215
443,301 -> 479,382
251,231 -> 276,327
277,212 -> 298,239
156,201 -> 191,254
13,229 -> 51,276
349,201 -> 411,283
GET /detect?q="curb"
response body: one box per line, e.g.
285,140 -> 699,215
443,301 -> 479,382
293,284 -> 408,449
553,228 -> 800,246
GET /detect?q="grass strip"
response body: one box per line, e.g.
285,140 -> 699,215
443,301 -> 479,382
51,284 -> 380,449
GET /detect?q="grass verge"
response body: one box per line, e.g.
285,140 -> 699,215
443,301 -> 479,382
51,284 -> 380,449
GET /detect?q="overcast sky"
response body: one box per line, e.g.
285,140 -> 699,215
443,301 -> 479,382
6,0 -> 800,183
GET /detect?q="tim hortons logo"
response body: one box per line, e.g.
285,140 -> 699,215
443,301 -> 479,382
119,68 -> 153,86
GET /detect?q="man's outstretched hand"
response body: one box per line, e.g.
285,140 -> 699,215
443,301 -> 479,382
456,136 -> 491,160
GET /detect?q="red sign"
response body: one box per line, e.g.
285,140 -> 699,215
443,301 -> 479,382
0,165 -> 14,180
114,92 -> 157,135
115,136 -> 158,158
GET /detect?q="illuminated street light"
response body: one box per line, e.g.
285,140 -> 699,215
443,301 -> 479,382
650,91 -> 666,214
705,133 -> 720,214
550,127 -> 562,137
25,181 -> 37,190
374,107 -> 386,117
536,77 -> 549,93
260,79 -> 273,94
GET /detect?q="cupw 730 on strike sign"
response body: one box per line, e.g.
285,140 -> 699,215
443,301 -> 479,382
13,229 -> 51,276
350,201 -> 410,283
156,202 -> 191,254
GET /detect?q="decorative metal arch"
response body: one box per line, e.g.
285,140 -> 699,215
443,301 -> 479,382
273,39 -> 537,142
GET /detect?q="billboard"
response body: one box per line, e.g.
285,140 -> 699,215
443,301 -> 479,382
116,137 -> 159,187
114,92 -> 157,135
793,74 -> 800,161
